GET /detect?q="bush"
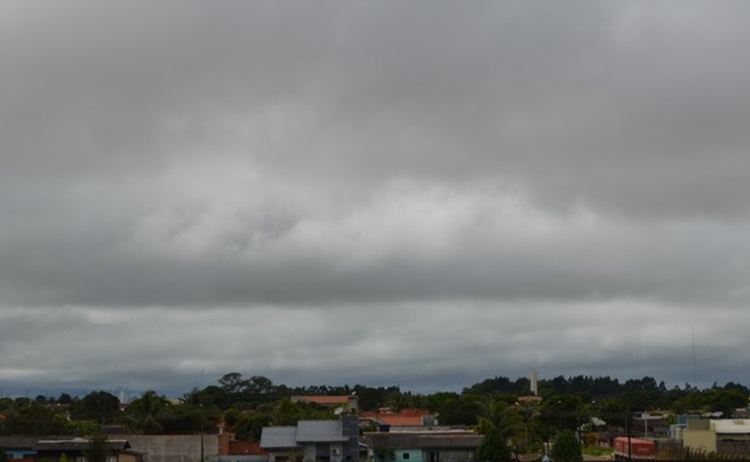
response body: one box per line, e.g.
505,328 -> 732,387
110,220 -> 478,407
550,430 -> 582,462
477,428 -> 512,462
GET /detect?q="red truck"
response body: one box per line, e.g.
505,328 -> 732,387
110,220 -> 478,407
612,436 -> 655,460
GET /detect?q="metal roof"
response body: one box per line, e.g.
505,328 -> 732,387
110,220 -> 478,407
260,427 -> 298,449
296,420 -> 349,443
713,419 -> 750,434
34,439 -> 131,452
0,436 -> 43,449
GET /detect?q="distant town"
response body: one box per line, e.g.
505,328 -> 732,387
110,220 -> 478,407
1,371 -> 749,462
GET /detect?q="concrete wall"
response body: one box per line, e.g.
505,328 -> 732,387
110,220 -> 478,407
683,429 -> 716,453
112,435 -> 219,462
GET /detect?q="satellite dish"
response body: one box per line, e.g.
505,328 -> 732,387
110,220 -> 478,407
334,407 -> 344,416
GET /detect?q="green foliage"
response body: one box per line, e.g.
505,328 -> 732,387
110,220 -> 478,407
68,390 -> 122,423
70,420 -> 102,437
426,392 -> 483,426
9,370 -> 746,442
234,412 -> 271,442
582,446 -> 611,458
0,398 -> 13,412
270,399 -> 334,426
477,428 -> 512,462
550,430 -> 582,462
1,402 -> 71,435
85,432 -> 109,462
219,372 -> 246,394
159,405 -> 205,434
375,448 -> 394,462
122,390 -> 170,434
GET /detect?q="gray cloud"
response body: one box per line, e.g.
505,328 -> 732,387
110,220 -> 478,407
2,1 -> 750,395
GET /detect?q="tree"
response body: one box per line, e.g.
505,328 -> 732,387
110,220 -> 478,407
2,402 -> 71,435
85,432 -> 109,462
234,412 -> 271,442
69,391 -> 121,423
550,430 -> 582,462
219,372 -> 247,394
477,427 -> 512,462
122,391 -> 170,434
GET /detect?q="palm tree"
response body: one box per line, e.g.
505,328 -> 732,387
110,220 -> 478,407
122,390 -> 170,434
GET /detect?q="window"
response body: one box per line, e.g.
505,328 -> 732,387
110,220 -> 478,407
403,454 -> 410,460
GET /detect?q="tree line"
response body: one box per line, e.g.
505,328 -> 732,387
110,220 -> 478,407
0,372 -> 747,445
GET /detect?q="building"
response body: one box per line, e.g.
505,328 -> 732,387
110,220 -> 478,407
364,431 -> 481,462
260,416 -> 359,462
360,410 -> 436,430
34,438 -> 145,462
683,419 -> 750,456
0,436 -> 40,462
111,434 -> 217,462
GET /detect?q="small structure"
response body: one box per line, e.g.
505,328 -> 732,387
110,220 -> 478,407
260,416 -> 359,462
364,430 -> 481,462
34,438 -> 145,462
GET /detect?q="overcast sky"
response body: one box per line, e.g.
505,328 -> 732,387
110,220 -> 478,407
2,1 -> 750,399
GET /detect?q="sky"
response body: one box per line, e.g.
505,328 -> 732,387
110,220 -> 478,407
2,1 -> 750,399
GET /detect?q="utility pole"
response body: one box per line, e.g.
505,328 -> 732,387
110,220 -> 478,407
626,411 -> 632,462
199,404 -> 204,462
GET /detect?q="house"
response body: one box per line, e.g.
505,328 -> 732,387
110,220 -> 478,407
290,396 -> 358,413
0,436 -> 40,462
34,438 -> 145,462
260,416 -> 359,462
363,430 -> 482,462
683,419 -> 750,456
360,410 -> 436,430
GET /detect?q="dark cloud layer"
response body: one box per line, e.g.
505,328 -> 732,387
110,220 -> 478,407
2,1 -> 750,396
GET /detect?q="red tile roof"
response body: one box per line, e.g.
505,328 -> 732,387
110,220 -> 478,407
361,409 -> 431,426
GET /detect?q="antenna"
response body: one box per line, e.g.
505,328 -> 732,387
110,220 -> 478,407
692,326 -> 697,386
334,407 -> 344,416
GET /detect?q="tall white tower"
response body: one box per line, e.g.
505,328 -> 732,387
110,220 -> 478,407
530,370 -> 538,396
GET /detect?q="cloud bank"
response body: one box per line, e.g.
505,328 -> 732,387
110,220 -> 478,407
1,1 -> 749,396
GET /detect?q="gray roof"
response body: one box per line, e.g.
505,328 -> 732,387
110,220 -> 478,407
260,420 -> 351,450
35,439 -> 131,452
260,427 -> 298,449
0,436 -> 42,449
296,420 -> 348,443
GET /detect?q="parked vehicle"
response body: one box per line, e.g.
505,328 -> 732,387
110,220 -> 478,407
612,436 -> 655,460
